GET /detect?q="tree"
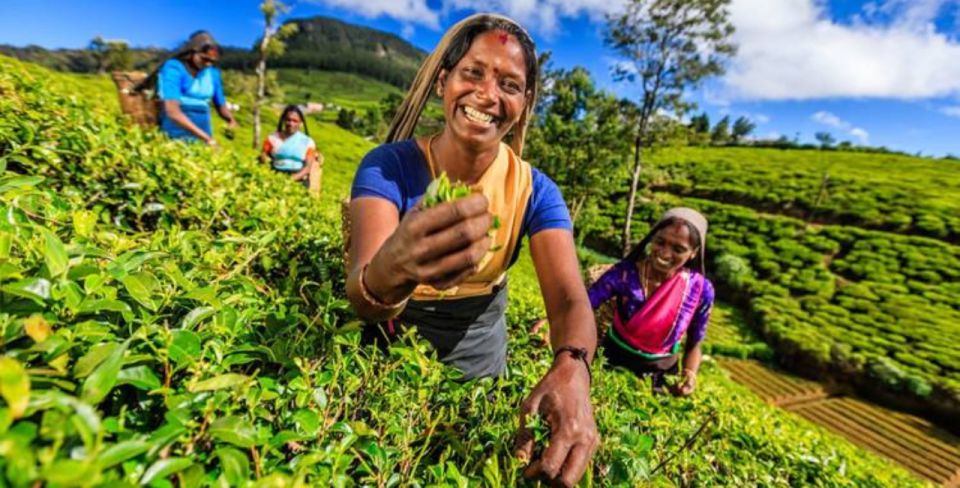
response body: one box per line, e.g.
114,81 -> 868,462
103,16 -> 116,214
605,0 -> 736,254
252,0 -> 299,149
689,112 -> 710,134
732,116 -> 756,143
710,115 -> 730,145
89,36 -> 132,74
815,131 -> 835,148
526,66 -> 632,236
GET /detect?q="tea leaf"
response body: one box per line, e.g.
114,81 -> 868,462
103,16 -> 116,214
139,457 -> 192,485
81,340 -> 127,404
189,373 -> 249,392
215,447 -> 250,485
169,329 -> 201,365
98,438 -> 151,469
23,314 -> 52,343
0,357 -> 30,418
2,277 -> 51,302
210,416 -> 257,448
39,228 -> 68,278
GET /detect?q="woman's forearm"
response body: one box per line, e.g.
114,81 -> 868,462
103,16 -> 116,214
165,101 -> 211,141
216,104 -> 236,124
548,297 -> 598,363
345,255 -> 413,322
683,341 -> 703,374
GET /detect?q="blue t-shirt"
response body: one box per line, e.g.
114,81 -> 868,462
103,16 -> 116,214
351,140 -> 572,265
157,59 -> 225,110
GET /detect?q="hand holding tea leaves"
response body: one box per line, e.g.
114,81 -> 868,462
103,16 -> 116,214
422,172 -> 502,249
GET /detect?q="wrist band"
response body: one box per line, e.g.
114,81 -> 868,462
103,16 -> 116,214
359,263 -> 409,310
554,346 -> 592,384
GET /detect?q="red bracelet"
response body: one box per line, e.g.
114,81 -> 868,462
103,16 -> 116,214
554,346 -> 592,384
359,263 -> 409,310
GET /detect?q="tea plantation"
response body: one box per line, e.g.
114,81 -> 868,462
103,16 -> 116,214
646,146 -> 960,243
0,55 -> 929,486
592,184 -> 960,422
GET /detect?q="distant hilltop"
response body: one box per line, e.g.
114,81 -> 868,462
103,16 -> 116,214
0,15 -> 427,89
220,16 -> 427,89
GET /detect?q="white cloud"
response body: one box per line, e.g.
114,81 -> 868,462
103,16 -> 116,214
811,111 -> 870,143
811,111 -> 844,128
445,0 -> 625,35
940,105 -> 960,117
725,0 -> 960,100
309,0 -> 440,28
401,24 -> 416,39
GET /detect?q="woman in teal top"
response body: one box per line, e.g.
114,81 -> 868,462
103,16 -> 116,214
157,31 -> 237,145
260,105 -> 321,188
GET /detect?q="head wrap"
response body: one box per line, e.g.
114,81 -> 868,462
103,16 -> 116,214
175,31 -> 218,59
134,31 -> 218,93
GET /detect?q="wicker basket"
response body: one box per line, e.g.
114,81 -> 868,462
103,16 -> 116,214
111,71 -> 159,127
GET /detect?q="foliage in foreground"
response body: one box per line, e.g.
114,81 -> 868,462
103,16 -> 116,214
0,55 -> 924,486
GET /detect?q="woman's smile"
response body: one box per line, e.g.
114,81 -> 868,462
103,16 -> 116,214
461,105 -> 498,126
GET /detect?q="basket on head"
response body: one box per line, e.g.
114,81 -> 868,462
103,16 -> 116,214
111,71 -> 159,127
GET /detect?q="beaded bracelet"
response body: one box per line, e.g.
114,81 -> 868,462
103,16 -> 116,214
359,263 -> 409,311
554,346 -> 592,384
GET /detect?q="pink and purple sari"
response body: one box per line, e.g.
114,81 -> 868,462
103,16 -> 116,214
589,260 -> 714,360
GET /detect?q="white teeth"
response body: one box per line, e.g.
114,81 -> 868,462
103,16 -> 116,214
463,106 -> 494,124
655,257 -> 671,266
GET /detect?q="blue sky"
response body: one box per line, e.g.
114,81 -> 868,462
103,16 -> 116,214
3,0 -> 960,156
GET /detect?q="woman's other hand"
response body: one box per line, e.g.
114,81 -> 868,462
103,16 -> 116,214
291,168 -> 309,181
515,355 -> 598,488
673,369 -> 697,397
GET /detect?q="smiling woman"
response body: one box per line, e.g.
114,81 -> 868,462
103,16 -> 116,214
589,207 -> 715,396
345,13 -> 599,488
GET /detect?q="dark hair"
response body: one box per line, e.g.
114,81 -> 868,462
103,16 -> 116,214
439,18 -> 538,94
277,105 -> 309,136
626,218 -> 703,271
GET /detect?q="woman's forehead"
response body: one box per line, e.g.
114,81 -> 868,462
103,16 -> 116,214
460,30 -> 526,78
657,223 -> 694,247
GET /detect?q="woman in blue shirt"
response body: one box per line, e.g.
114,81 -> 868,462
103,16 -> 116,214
157,31 -> 237,145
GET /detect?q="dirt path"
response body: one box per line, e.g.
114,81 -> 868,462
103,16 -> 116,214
719,358 -> 960,487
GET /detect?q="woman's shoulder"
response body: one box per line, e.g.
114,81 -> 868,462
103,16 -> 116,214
160,58 -> 187,74
690,271 -> 715,296
361,139 -> 421,166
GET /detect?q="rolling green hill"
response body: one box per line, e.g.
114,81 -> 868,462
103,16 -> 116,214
221,16 -> 425,89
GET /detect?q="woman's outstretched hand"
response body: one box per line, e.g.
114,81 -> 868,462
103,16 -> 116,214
515,355 -> 599,487
364,193 -> 493,302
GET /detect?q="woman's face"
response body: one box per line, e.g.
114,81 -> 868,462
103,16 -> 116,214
438,30 -> 529,151
647,222 -> 698,275
283,111 -> 303,135
190,51 -> 217,71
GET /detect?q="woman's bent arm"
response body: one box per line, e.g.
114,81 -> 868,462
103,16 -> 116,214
163,100 -> 212,142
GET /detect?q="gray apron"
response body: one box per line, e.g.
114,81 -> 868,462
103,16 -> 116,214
376,283 -> 509,380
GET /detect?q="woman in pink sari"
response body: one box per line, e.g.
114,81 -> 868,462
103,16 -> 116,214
589,208 -> 714,395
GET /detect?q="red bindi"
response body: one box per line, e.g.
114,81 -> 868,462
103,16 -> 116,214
497,32 -> 509,44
